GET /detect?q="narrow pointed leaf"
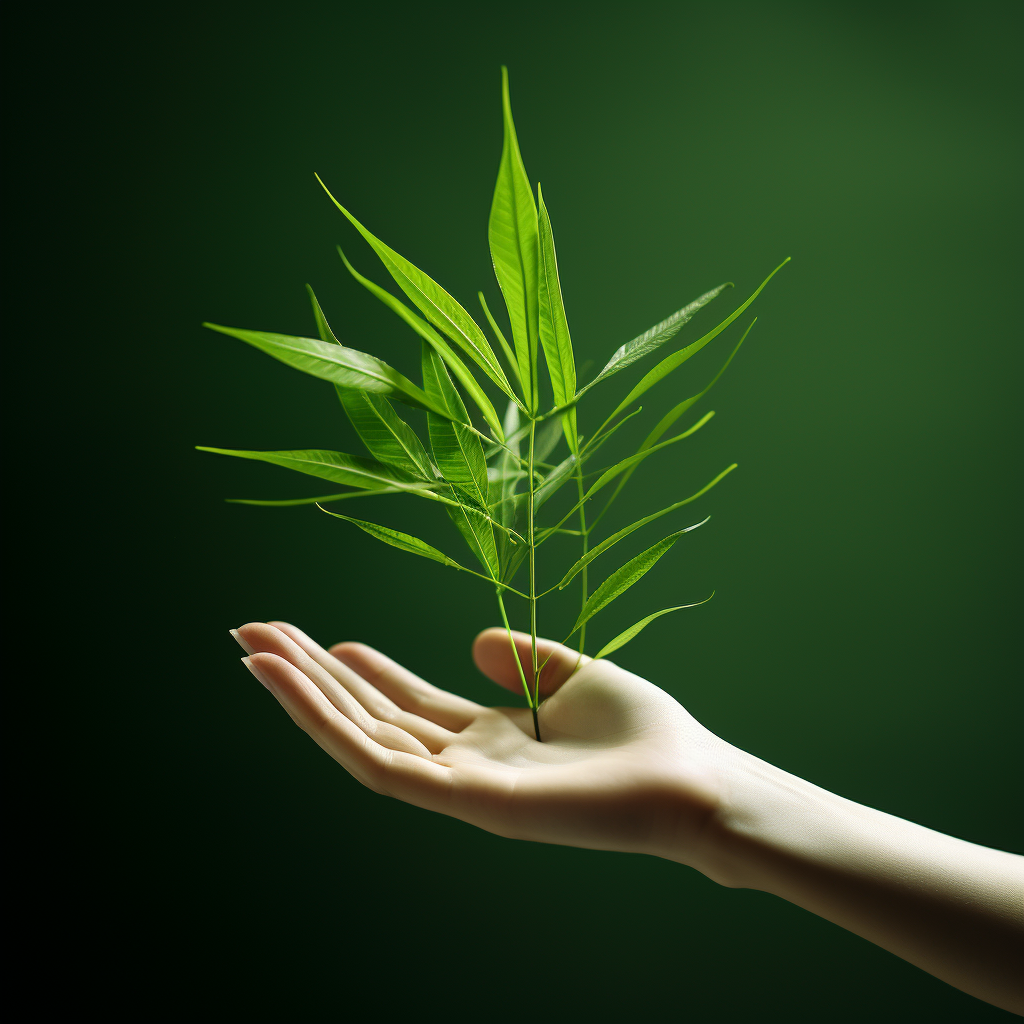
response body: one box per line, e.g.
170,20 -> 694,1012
338,248 -> 504,440
558,499 -> 717,591
605,259 -> 789,421
572,532 -> 685,634
226,487 -> 420,506
537,185 -> 578,453
583,411 -> 716,502
318,508 -> 468,570
445,494 -> 501,579
598,319 -> 755,520
306,284 -> 338,344
492,400 -> 524,575
196,446 -> 417,490
421,343 -> 489,507
337,388 -> 435,480
478,292 -> 522,389
317,176 -> 517,404
488,66 -> 539,411
594,596 -> 714,660
579,282 -> 733,396
203,323 -> 443,416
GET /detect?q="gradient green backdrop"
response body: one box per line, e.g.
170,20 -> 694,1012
11,3 -> 1022,1022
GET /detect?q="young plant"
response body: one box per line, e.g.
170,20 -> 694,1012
199,68 -> 787,740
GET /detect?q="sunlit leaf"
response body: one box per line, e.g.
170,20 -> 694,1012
203,322 -> 444,417
226,487 -> 421,506
317,176 -> 518,405
570,531 -> 685,634
337,388 -> 435,480
579,282 -> 733,396
594,595 -> 714,659
595,319 -> 754,523
604,259 -> 789,422
488,66 -> 539,412
537,185 -> 578,453
196,446 -> 417,490
318,508 -> 468,569
338,248 -> 504,440
421,343 -> 489,507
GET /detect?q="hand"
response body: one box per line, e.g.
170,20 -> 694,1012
233,622 -> 735,870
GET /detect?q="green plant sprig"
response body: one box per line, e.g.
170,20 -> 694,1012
198,68 -> 788,741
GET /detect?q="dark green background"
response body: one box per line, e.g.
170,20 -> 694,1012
11,3 -> 1021,1022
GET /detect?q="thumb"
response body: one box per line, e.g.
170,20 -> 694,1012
472,628 -> 590,699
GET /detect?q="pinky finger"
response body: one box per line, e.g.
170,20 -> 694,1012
244,653 -> 453,810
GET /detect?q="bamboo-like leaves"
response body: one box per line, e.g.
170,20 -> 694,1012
594,595 -> 714,660
317,176 -> 518,407
570,532 -> 684,635
318,508 -> 468,570
421,343 -> 489,507
605,258 -> 789,422
196,446 -> 417,490
488,66 -> 539,412
338,249 -> 504,441
537,185 -> 578,453
226,488 -> 421,506
204,323 -> 443,416
337,389 -> 436,480
421,342 -> 499,578
579,282 -> 733,396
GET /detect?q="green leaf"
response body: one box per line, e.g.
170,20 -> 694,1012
338,247 -> 504,441
421,343 -> 489,508
594,596 -> 714,660
226,487 -> 422,506
596,319 -> 755,523
488,66 -> 539,412
537,185 -> 578,454
203,323 -> 444,417
558,498 -> 718,591
583,411 -> 716,503
337,388 -> 435,480
478,291 -> 522,390
317,175 -> 518,405
604,258 -> 789,422
306,284 -> 338,344
492,400 -> 525,578
196,446 -> 418,490
571,532 -> 685,634
318,508 -> 468,570
446,495 -> 501,579
579,282 -> 733,396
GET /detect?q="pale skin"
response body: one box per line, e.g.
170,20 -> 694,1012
233,621 -> 1024,1016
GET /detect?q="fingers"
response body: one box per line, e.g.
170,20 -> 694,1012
266,621 -> 457,753
472,628 -> 589,699
327,639 -> 482,732
244,652 -> 453,810
236,622 -> 433,757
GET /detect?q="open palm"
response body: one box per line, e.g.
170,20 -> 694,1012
236,622 -> 731,865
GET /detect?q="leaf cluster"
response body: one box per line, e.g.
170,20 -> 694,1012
199,69 -> 787,730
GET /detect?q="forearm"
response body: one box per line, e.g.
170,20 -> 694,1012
686,750 -> 1024,1014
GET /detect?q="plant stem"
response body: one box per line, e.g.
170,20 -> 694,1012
575,461 -> 589,654
496,589 -> 533,710
528,417 -> 539,722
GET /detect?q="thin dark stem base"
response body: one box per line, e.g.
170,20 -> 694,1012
532,706 -> 542,742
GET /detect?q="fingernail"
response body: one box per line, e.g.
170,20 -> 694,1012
242,656 -> 273,691
230,629 -> 256,655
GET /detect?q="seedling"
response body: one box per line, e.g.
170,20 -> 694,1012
199,69 -> 787,740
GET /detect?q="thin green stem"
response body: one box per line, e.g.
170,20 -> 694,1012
496,589 -> 534,711
528,418 -> 539,714
575,462 -> 589,655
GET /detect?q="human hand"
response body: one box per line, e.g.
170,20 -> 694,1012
233,622 -> 738,871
